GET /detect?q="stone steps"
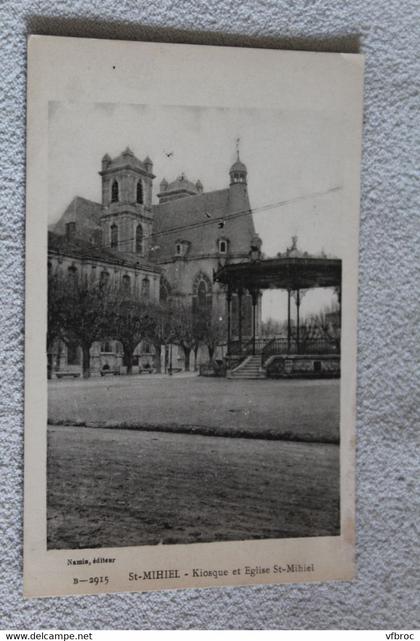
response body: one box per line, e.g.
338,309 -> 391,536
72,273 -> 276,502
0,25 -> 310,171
228,356 -> 266,379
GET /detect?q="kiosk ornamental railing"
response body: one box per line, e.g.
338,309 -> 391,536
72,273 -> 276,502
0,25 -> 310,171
228,334 -> 340,367
261,336 -> 339,366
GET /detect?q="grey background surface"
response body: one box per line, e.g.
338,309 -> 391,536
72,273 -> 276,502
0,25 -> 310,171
1,0 -> 419,630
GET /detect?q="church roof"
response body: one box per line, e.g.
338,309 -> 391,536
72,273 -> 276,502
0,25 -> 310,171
230,158 -> 247,173
48,231 -> 160,273
157,173 -> 199,200
49,197 -> 102,241
169,174 -> 197,192
101,148 -> 154,176
151,186 -> 255,262
50,155 -> 257,271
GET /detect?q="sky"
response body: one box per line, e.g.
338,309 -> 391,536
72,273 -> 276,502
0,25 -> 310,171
48,102 -> 344,321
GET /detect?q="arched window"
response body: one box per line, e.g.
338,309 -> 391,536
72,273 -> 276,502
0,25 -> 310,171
141,277 -> 150,300
136,224 -> 143,254
136,180 -> 143,204
122,274 -> 131,294
67,265 -> 78,283
197,281 -> 207,309
159,278 -> 170,303
192,272 -> 212,314
100,271 -> 110,287
110,223 -> 118,248
111,180 -> 119,203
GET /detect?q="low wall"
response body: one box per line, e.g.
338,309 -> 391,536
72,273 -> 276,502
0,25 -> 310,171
265,354 -> 340,379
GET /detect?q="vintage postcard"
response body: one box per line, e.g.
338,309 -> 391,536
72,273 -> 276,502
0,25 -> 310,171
24,36 -> 364,597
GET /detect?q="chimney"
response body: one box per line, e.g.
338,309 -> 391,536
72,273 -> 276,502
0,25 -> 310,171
65,222 -> 76,240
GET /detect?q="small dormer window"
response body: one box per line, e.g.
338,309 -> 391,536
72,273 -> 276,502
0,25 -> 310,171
175,240 -> 190,257
218,239 -> 228,254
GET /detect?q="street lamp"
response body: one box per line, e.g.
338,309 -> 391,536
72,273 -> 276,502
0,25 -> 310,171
291,289 -> 307,354
169,342 -> 173,375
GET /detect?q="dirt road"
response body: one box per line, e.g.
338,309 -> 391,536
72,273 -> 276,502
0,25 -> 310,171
48,425 -> 340,549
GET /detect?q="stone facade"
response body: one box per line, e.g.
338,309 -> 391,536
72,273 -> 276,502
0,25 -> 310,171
47,230 -> 162,376
48,147 -> 261,375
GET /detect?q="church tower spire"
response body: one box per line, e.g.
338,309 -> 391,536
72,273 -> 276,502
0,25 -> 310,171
229,139 -> 247,185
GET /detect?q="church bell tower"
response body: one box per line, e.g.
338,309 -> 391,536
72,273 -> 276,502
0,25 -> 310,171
99,147 -> 155,257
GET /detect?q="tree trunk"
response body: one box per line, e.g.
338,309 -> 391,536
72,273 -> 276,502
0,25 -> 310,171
164,344 -> 169,373
153,342 -> 162,373
184,347 -> 191,372
122,343 -> 135,375
47,353 -> 52,380
208,345 -> 215,361
193,346 -> 199,371
82,344 -> 91,379
126,350 -> 134,375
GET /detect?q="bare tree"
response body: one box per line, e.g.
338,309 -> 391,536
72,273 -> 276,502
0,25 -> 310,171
171,301 -> 197,372
195,308 -> 227,362
60,274 -> 113,378
261,317 -> 287,337
107,292 -> 156,375
297,316 -> 319,353
47,270 -> 69,378
311,308 -> 341,351
145,302 -> 174,373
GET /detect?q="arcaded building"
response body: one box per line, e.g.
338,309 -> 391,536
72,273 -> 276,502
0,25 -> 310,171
48,147 -> 261,374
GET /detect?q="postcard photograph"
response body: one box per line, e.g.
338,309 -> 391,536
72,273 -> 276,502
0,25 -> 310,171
46,101 -> 343,550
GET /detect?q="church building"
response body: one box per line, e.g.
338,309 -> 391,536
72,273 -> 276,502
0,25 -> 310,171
48,147 -> 261,375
